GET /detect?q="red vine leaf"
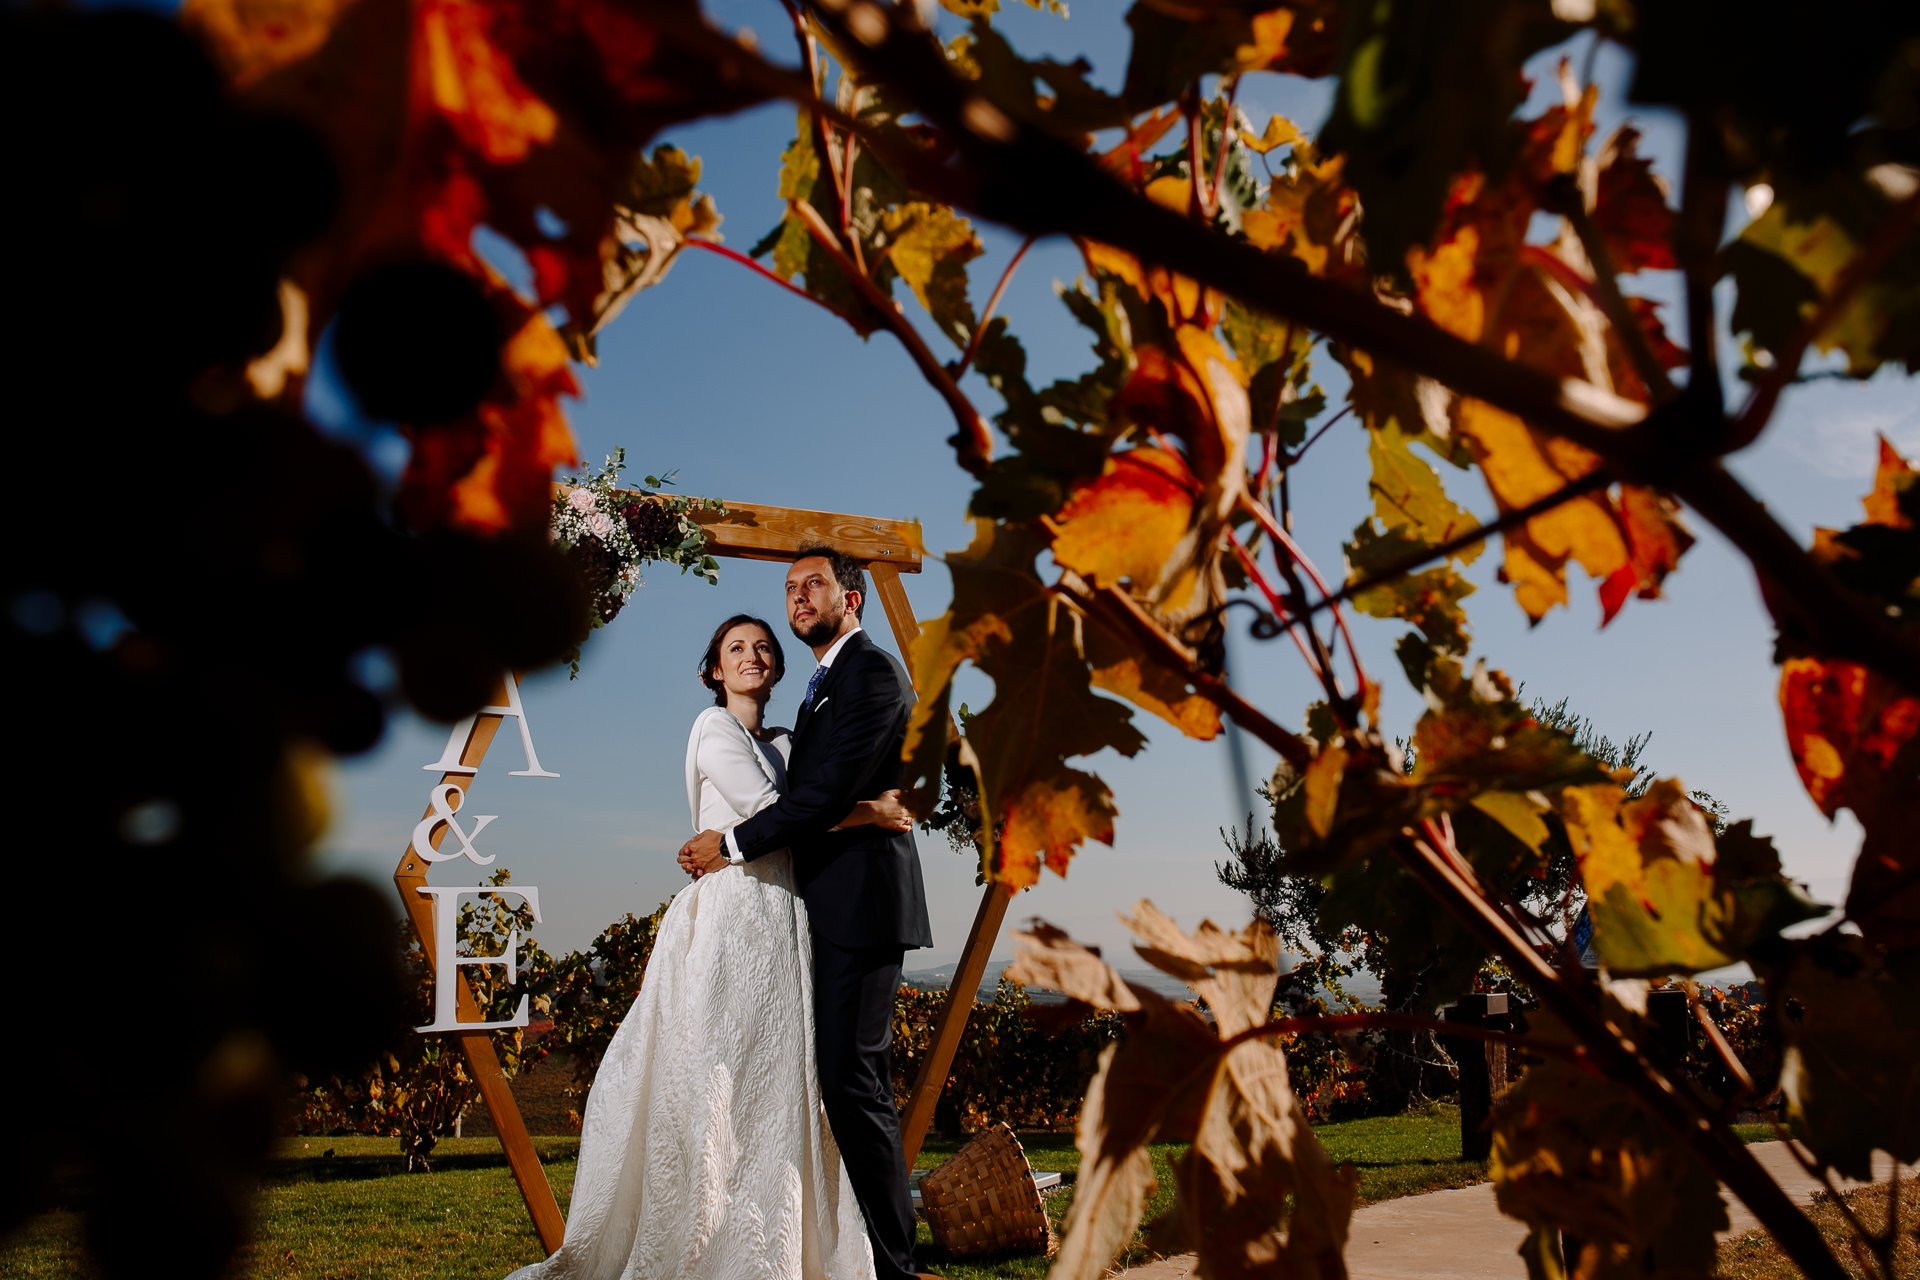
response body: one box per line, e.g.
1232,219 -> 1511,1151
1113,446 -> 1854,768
903,522 -> 1147,889
186,0 -> 760,530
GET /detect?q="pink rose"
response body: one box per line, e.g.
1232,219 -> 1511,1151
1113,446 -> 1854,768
587,512 -> 615,539
567,487 -> 596,513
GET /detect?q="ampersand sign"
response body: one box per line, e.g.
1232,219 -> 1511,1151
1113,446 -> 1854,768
411,783 -> 498,865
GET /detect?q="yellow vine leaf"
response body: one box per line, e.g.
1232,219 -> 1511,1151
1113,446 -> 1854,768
1406,226 -> 1484,341
1559,779 -> 1823,976
1302,741 -> 1347,839
1239,113 -> 1301,155
879,201 -> 982,348
1456,399 -> 1629,620
1049,447 -> 1197,591
1086,649 -> 1223,739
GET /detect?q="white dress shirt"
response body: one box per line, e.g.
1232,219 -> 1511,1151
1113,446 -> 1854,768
725,623 -> 861,862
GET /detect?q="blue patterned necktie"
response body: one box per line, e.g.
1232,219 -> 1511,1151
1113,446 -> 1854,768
802,664 -> 829,711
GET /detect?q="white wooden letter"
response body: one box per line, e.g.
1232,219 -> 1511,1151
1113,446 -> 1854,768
414,885 -> 543,1033
422,672 -> 560,778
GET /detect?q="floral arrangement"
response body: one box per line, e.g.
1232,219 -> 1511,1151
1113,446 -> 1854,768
551,448 -> 723,673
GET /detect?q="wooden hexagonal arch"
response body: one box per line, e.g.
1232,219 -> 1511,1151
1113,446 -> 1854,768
396,499 -> 1005,1257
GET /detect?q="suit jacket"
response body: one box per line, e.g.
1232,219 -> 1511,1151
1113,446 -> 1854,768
731,629 -> 933,950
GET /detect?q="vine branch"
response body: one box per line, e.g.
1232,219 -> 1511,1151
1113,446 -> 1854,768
1543,176 -> 1677,405
953,235 -> 1033,379
790,198 -> 993,474
681,238 -> 833,312
717,0 -> 1920,692
1225,1010 -> 1588,1065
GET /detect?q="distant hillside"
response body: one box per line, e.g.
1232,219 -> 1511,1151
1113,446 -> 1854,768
902,959 -> 1198,1006
905,957 -> 1387,1008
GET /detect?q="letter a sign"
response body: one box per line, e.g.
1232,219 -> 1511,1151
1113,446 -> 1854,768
421,671 -> 560,778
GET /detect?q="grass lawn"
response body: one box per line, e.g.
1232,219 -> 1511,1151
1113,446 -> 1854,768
0,1106 -> 1489,1280
3,1137 -> 579,1280
1718,1176 -> 1917,1280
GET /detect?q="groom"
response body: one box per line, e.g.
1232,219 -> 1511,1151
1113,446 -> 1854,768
678,544 -> 934,1280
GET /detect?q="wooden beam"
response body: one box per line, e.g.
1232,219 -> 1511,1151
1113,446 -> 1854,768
901,881 -> 1012,1166
393,674 -> 566,1257
673,497 -> 923,571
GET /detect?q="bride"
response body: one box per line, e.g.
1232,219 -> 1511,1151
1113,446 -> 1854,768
508,614 -> 908,1280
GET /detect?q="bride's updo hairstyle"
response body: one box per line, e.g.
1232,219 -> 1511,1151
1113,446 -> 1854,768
699,614 -> 786,706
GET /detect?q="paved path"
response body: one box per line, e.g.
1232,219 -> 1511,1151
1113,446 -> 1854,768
1117,1143 -> 1909,1280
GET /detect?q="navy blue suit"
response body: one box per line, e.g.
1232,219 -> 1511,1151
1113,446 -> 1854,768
731,628 -> 931,1280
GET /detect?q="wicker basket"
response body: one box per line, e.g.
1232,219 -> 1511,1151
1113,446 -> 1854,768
918,1122 -> 1054,1258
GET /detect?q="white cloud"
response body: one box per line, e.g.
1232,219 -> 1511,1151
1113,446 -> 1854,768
1780,402 -> 1920,480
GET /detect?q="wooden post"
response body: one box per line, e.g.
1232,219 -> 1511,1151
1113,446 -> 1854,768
1442,993 -> 1510,1161
394,674 -> 567,1256
900,882 -> 1011,1166
866,562 -> 920,661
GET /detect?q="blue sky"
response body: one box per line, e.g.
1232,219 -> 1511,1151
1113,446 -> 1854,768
310,3 -> 1908,968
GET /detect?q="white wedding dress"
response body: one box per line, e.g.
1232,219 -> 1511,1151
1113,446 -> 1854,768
506,707 -> 875,1280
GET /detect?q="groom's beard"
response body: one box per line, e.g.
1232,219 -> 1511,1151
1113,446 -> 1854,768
792,602 -> 844,647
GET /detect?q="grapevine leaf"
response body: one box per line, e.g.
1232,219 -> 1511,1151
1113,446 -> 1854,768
1339,350 -> 1465,467
1369,81 -> 1696,624
1597,486 -> 1694,625
1559,779 -> 1826,977
1004,922 -> 1144,1013
939,0 -> 1067,19
574,145 -> 726,361
1492,1014 -> 1728,1277
1813,435 -> 1920,609
879,201 -> 982,349
904,522 -> 1146,889
1731,165 -> 1920,377
953,22 -> 1129,136
398,311 -> 581,533
1775,936 -> 1920,1181
1121,2 -> 1342,113
1240,114 -> 1302,155
1591,126 -> 1676,274
1009,909 -> 1357,1280
765,113 -> 884,334
1302,741 -> 1348,839
1470,789 -> 1551,856
1410,655 -> 1604,798
1367,420 -> 1481,554
1862,434 -> 1920,530
1317,0 -> 1572,279
1242,142 -> 1366,283
1780,657 -> 1920,941
1784,439 -> 1920,939
1778,658 -> 1920,821
1345,520 -> 1475,654
1095,323 -> 1253,628
1084,618 -> 1224,739
1221,298 -> 1317,448
1049,447 -> 1197,593
1457,400 -> 1629,621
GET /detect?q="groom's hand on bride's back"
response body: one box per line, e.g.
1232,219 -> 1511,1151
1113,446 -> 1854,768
677,829 -> 728,877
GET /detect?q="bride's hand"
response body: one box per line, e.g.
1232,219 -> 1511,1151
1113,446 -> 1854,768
834,789 -> 914,832
865,789 -> 914,832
